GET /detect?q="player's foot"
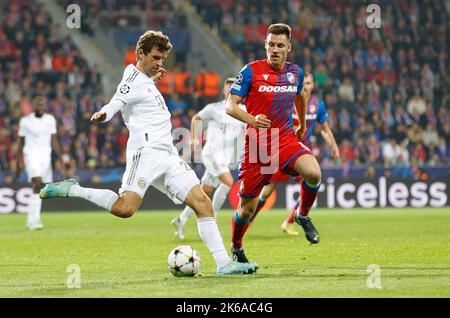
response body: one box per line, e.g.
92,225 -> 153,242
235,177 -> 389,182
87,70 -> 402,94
217,261 -> 258,275
170,217 -> 185,240
39,179 -> 79,199
281,220 -> 299,236
231,247 -> 250,263
294,213 -> 320,244
26,221 -> 43,231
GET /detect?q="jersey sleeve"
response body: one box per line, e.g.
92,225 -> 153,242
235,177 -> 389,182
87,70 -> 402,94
18,118 -> 26,137
317,99 -> 329,124
296,65 -> 304,95
110,80 -> 144,105
197,104 -> 215,120
230,64 -> 252,97
49,115 -> 57,134
110,67 -> 145,105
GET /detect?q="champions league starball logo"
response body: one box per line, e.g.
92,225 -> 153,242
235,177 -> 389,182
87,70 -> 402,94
119,84 -> 130,94
235,73 -> 243,84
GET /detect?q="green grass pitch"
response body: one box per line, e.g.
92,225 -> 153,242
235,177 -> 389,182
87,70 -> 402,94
1,207 -> 449,297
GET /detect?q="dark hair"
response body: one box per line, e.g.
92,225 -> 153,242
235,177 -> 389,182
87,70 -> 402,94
135,30 -> 173,60
33,96 -> 46,106
267,23 -> 292,41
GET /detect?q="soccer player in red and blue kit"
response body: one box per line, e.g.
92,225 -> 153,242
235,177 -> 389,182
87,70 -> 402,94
250,72 -> 340,236
226,23 -> 322,263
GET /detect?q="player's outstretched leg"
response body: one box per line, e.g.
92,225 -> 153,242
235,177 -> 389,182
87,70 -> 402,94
39,178 -> 79,199
293,155 -> 321,244
281,199 -> 299,236
39,178 -> 121,214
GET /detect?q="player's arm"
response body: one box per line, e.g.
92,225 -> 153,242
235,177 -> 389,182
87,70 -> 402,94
294,89 -> 308,140
91,99 -> 125,123
225,94 -> 271,128
317,122 -> 340,159
190,112 -> 203,146
51,134 -> 62,157
16,136 -> 25,177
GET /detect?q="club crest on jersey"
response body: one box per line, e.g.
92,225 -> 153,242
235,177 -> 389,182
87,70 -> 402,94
119,84 -> 130,94
287,72 -> 295,83
309,104 -> 316,112
137,177 -> 147,189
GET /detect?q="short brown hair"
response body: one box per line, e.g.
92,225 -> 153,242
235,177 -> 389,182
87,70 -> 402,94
267,23 -> 291,41
135,30 -> 173,60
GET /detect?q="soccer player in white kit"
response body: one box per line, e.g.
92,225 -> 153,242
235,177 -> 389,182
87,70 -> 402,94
18,96 -> 61,230
171,77 -> 245,239
39,30 -> 257,275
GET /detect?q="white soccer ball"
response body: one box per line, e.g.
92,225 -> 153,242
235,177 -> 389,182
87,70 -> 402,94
167,245 -> 201,277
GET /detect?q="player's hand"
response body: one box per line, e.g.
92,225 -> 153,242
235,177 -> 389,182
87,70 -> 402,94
295,124 -> 306,140
331,144 -> 340,159
152,67 -> 167,81
90,112 -> 107,123
252,114 -> 271,129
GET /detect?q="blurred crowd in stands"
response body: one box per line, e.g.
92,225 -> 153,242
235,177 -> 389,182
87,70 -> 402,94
191,0 -> 449,170
0,0 -> 448,184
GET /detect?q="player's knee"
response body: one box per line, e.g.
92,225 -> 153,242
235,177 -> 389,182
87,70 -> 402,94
195,194 -> 214,216
32,183 -> 42,194
31,179 -> 43,193
305,169 -> 321,185
115,207 -> 136,218
111,201 -> 136,218
240,206 -> 255,219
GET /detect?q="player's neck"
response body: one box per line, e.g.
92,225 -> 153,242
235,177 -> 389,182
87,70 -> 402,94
135,61 -> 151,79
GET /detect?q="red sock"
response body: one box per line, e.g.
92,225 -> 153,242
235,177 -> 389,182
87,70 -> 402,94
249,198 -> 266,223
287,199 -> 299,223
231,212 -> 250,249
299,180 -> 320,216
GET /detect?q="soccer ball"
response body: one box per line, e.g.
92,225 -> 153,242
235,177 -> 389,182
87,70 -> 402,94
167,245 -> 201,277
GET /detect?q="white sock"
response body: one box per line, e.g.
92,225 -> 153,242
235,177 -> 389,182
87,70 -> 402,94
179,205 -> 195,226
68,185 -> 118,211
27,193 -> 42,224
212,183 -> 231,216
197,217 -> 231,268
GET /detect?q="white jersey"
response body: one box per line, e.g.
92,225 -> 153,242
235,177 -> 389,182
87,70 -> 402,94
110,64 -> 176,154
18,113 -> 57,157
198,100 -> 246,156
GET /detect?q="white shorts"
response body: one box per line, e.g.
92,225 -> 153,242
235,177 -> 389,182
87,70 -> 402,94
201,151 -> 230,188
201,169 -> 221,188
24,154 -> 53,183
119,147 -> 199,204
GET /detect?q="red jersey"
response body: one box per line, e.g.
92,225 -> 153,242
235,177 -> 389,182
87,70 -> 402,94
230,59 -> 304,166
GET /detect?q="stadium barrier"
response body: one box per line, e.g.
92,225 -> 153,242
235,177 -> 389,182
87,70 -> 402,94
0,177 -> 448,214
